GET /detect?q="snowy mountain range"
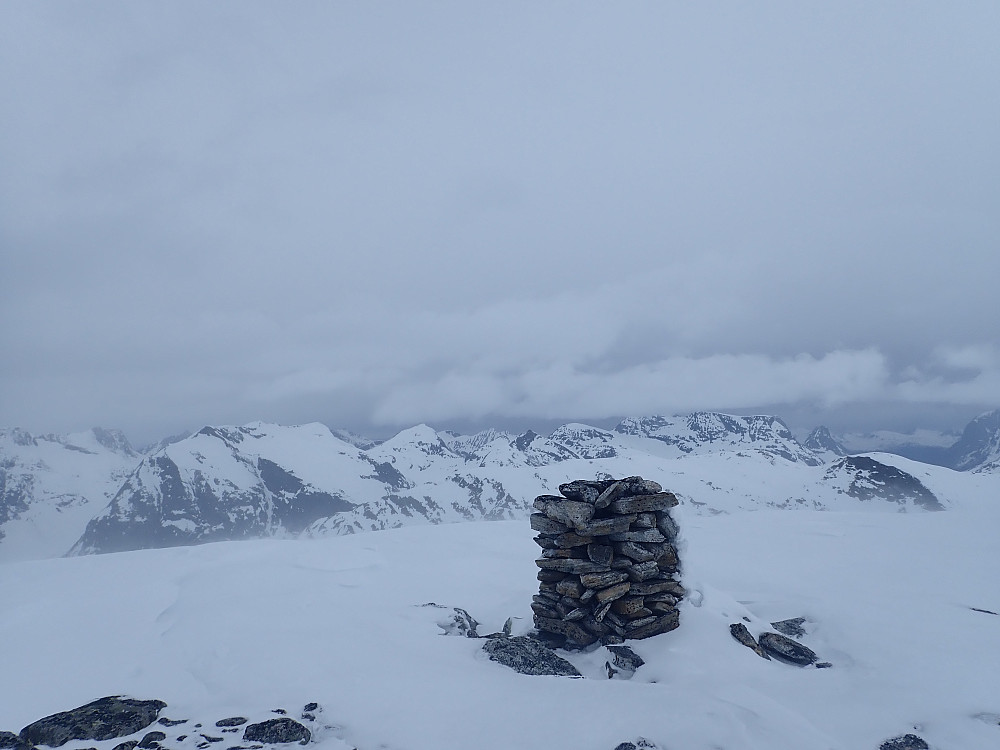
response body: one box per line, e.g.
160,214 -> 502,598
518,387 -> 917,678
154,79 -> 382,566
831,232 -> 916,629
3,409 -> 998,561
2,411 -> 999,749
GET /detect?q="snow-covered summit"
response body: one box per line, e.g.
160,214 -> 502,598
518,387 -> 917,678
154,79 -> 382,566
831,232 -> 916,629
615,412 -> 820,465
946,408 -> 1000,473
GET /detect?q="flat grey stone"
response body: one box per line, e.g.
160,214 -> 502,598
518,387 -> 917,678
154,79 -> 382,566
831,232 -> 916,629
595,581 -> 631,603
758,632 -> 818,665
529,513 -> 569,534
627,611 -> 679,639
483,635 -> 583,677
580,571 -> 629,590
610,493 -> 678,515
770,617 -> 807,638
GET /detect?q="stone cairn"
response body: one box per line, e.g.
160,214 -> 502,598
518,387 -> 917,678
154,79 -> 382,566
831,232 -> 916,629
531,476 -> 683,648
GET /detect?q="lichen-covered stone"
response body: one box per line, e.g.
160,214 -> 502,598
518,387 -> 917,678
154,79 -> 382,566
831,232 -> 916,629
529,513 -> 569,534
629,579 -> 683,597
19,697 -> 166,748
595,581 -> 631,603
242,718 -> 310,745
482,635 -> 583,677
555,577 -> 584,598
614,541 -> 656,563
575,516 -> 635,536
607,528 -> 666,544
587,544 -> 614,566
610,493 -> 678,515
580,571 -> 629,589
625,561 -> 660,582
536,558 -> 611,574
532,616 -> 599,647
627,611 -> 679,639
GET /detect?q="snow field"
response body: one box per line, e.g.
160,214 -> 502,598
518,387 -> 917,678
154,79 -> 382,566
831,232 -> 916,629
1,499 -> 999,750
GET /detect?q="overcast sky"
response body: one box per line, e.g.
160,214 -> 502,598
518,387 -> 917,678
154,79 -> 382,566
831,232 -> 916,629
2,2 -> 998,445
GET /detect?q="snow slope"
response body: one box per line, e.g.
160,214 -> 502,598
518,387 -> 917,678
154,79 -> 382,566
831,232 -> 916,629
1,486 -> 999,750
0,428 -> 140,561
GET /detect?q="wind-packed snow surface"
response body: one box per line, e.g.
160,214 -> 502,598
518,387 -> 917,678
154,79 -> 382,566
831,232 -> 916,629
1,483 -> 999,750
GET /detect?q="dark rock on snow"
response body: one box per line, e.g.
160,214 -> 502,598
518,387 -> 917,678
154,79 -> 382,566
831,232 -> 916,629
770,617 -> 807,638
879,734 -> 929,750
242,719 -> 310,746
729,623 -> 770,660
19,697 -> 166,748
607,644 -> 645,672
112,741 -> 139,750
137,732 -> 165,748
215,719 -> 247,728
157,719 -> 186,727
482,635 -> 583,677
758,631 -> 818,665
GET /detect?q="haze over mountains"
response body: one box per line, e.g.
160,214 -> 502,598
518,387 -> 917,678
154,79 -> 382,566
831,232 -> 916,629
2,409 -> 997,562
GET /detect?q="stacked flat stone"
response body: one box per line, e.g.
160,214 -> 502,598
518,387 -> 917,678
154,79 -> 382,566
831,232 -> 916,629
531,476 -> 683,649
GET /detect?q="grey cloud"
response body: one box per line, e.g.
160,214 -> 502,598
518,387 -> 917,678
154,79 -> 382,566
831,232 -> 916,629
2,2 -> 998,443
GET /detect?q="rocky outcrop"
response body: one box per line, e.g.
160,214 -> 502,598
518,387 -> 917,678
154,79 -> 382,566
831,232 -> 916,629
482,635 -> 582,677
878,734 -> 929,750
946,408 -> 1000,472
531,476 -> 683,648
18,696 -> 166,747
242,719 -> 310,745
822,457 -> 943,510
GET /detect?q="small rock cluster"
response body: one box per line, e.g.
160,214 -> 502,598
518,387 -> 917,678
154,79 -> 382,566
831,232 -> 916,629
729,620 -> 830,667
2,697 -> 317,750
531,476 -> 684,648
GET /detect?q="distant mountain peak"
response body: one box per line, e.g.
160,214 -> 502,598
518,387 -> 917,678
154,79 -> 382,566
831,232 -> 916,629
615,412 -> 819,465
804,426 -> 847,460
948,408 -> 1000,472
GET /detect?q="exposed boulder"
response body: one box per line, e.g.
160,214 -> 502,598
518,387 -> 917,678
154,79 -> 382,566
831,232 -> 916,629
878,734 -> 929,750
758,632 -> 818,665
770,617 -> 807,638
242,718 -> 310,745
482,635 -> 582,677
19,697 -> 166,748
